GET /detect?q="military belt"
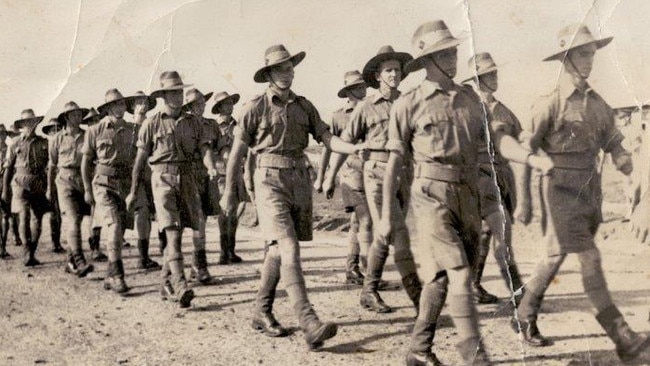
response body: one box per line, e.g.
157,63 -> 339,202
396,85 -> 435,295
367,151 -> 389,163
95,164 -> 131,178
257,154 -> 308,169
150,162 -> 190,175
548,153 -> 596,170
415,163 -> 474,183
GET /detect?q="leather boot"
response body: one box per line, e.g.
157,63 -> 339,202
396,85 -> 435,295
407,280 -> 448,366
23,241 -> 40,267
72,250 -> 94,278
137,239 -> 161,270
217,234 -> 229,265
228,234 -> 242,263
251,311 -> 288,338
252,244 -> 287,337
456,337 -> 492,366
510,318 -> 552,347
52,242 -> 65,254
402,273 -> 423,313
169,259 -> 194,308
472,242 -> 498,304
190,249 -> 212,285
0,236 -> 9,259
596,305 -> 650,362
88,236 -> 108,262
345,254 -> 364,285
360,243 -> 391,313
103,260 -> 129,294
65,252 -> 79,275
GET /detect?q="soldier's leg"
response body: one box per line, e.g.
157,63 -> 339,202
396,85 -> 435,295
345,211 -> 363,285
11,213 -> 22,246
166,226 -> 194,308
485,211 -> 524,301
18,207 -> 36,266
88,206 -> 107,262
59,189 -> 93,277
578,248 -> 650,361
0,210 -> 9,258
392,227 -> 421,314
217,213 -> 230,265
471,223 -> 498,304
514,254 -> 565,346
49,203 -> 64,253
103,218 -> 128,294
135,204 -> 159,270
407,273 -> 448,365
251,241 -> 287,337
356,202 -> 373,273
227,212 -> 242,263
190,214 -> 212,284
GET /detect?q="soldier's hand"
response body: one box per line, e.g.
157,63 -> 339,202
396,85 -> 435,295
528,155 -> 554,175
45,189 -> 52,203
629,189 -> 650,244
313,177 -> 323,193
207,168 -> 218,180
84,189 -> 94,207
514,200 -> 532,225
323,177 -> 335,200
125,192 -> 136,212
220,192 -> 236,216
377,218 -> 392,244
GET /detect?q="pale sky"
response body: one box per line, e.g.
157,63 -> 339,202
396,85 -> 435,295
1,0 -> 648,129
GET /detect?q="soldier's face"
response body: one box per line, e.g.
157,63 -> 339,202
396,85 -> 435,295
132,99 -> 148,115
190,99 -> 206,116
566,44 -> 596,78
376,60 -> 402,89
347,85 -> 367,100
108,100 -> 126,118
268,61 -> 294,89
164,90 -> 184,109
431,47 -> 458,78
478,71 -> 498,92
66,110 -> 83,126
217,100 -> 234,115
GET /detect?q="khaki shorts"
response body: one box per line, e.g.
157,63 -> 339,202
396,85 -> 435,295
477,164 -> 516,218
92,173 -> 133,229
56,170 -> 91,218
151,165 -> 203,231
254,166 -> 313,241
11,183 -> 50,217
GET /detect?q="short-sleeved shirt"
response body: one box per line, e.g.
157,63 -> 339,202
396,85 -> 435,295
5,133 -> 49,191
82,118 -> 138,170
478,96 -> 522,165
234,88 -> 329,157
387,80 -> 484,166
0,140 -> 8,173
331,100 -> 363,188
137,111 -> 210,165
215,115 -> 236,154
193,116 -> 219,167
49,129 -> 85,169
341,91 -> 399,151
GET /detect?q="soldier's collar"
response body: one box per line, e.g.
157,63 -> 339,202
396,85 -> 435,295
558,74 -> 592,100
344,99 -> 358,113
266,87 -> 298,104
372,89 -> 400,104
421,79 -> 456,99
216,114 -> 234,125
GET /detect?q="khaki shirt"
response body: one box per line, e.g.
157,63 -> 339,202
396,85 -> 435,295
331,100 -> 363,188
49,129 -> 85,169
387,80 -> 484,166
5,133 -> 48,191
234,88 -> 329,157
341,91 -> 398,151
479,96 -> 522,165
82,118 -> 137,169
137,111 -> 210,165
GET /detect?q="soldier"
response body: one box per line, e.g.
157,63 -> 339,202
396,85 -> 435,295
125,91 -> 160,270
38,119 -> 65,255
0,124 -> 17,258
220,44 -> 365,350
514,24 -> 650,363
82,108 -> 109,262
462,52 -> 525,304
381,21 -> 554,365
127,71 -> 218,308
315,70 -> 370,285
47,102 -> 94,277
614,105 -> 643,221
327,46 -> 421,314
182,87 -> 218,284
82,89 -> 138,294
2,109 -> 49,267
212,91 -> 245,265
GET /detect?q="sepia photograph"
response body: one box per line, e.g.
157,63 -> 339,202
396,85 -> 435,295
0,0 -> 649,365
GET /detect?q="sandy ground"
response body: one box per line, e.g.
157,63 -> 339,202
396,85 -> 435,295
1,161 -> 649,366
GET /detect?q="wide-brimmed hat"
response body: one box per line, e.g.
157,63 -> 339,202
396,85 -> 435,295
362,46 -> 412,89
0,124 -> 17,138
14,109 -> 44,129
544,24 -> 613,62
57,101 -> 90,125
82,107 -> 104,126
182,88 -> 213,112
125,91 -> 157,114
97,89 -> 128,114
253,44 -> 306,83
151,71 -> 193,98
337,70 -> 366,98
211,91 -> 241,114
37,118 -> 63,136
405,20 -> 464,74
462,52 -> 500,83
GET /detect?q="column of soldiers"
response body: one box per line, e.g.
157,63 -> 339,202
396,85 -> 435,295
0,19 -> 649,365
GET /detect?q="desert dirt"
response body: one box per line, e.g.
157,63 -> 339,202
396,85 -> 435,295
1,156 -> 649,366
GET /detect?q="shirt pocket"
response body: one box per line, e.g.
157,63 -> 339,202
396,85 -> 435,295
552,111 -> 596,153
366,116 -> 388,150
96,138 -> 114,160
153,130 -> 175,156
415,113 -> 457,157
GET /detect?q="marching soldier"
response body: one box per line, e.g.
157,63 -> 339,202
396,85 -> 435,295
47,102 -> 94,277
2,109 -> 49,267
182,87 -> 218,284
39,118 -> 65,255
125,91 -> 161,270
0,124 -> 17,258
127,71 -> 218,308
315,70 -> 370,285
212,91 -> 245,265
462,52 -> 525,304
515,24 -> 650,363
327,46 -> 421,314
82,89 -> 138,294
220,44 -> 365,350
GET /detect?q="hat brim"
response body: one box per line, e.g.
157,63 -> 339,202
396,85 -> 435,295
337,80 -> 367,98
182,92 -> 214,112
211,94 -> 241,114
362,52 -> 413,89
37,123 -> 63,137
57,108 -> 90,125
543,37 -> 613,62
13,116 -> 44,129
125,95 -> 158,114
97,97 -> 130,114
404,38 -> 463,74
460,64 -> 500,84
253,52 -> 306,83
150,83 -> 194,99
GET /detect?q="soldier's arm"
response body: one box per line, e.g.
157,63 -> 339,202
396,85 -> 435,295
1,147 -> 15,203
314,147 -> 330,192
244,150 -> 255,201
46,138 -> 58,202
128,148 -> 148,197
221,138 -> 248,214
201,144 -> 218,179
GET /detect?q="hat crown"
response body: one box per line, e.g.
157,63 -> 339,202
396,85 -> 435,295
159,71 -> 186,89
86,108 -> 99,118
469,52 -> 497,73
20,109 -> 36,119
104,88 -> 125,103
376,45 -> 397,56
214,91 -> 231,103
63,101 -> 82,113
412,20 -> 455,51
343,70 -> 364,86
185,88 -> 206,104
264,44 -> 293,65
557,24 -> 597,50
132,90 -> 147,97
